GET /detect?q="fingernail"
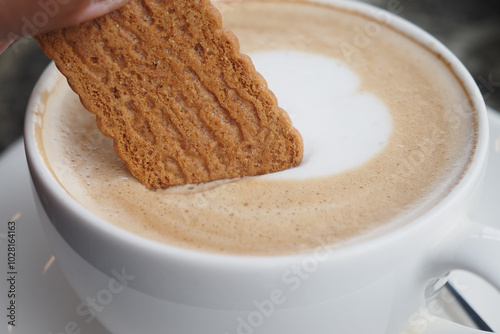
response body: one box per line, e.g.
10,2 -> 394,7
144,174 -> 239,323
78,0 -> 130,22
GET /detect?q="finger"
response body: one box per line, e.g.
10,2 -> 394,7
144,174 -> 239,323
76,0 -> 131,24
0,0 -> 130,40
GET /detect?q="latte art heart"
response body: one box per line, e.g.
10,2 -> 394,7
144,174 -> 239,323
251,50 -> 392,179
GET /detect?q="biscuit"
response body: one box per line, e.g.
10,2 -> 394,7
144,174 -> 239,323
35,0 -> 303,189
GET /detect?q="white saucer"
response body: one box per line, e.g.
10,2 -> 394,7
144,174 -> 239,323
1,109 -> 499,334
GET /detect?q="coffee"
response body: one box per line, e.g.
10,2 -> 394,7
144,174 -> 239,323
36,0 -> 476,255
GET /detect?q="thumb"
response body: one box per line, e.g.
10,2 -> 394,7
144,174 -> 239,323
75,0 -> 131,25
0,0 -> 130,53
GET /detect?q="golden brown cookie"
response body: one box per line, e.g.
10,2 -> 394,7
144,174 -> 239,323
35,0 -> 303,189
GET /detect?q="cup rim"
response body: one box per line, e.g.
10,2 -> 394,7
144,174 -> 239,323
24,0 -> 489,265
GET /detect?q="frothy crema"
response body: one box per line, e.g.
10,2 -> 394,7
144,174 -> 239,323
37,0 -> 476,255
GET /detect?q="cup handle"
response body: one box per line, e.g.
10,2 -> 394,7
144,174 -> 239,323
440,218 -> 500,291
420,218 -> 500,333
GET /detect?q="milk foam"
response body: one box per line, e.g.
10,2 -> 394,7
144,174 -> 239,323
38,0 -> 476,255
250,50 -> 392,178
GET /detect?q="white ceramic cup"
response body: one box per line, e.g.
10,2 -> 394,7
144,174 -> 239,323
24,1 -> 498,333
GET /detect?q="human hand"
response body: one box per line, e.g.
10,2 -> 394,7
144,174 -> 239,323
0,0 -> 130,53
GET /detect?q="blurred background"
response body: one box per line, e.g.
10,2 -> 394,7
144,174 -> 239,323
0,0 -> 499,155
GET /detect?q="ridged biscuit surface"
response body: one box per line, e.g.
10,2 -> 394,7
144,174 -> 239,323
36,0 -> 303,188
